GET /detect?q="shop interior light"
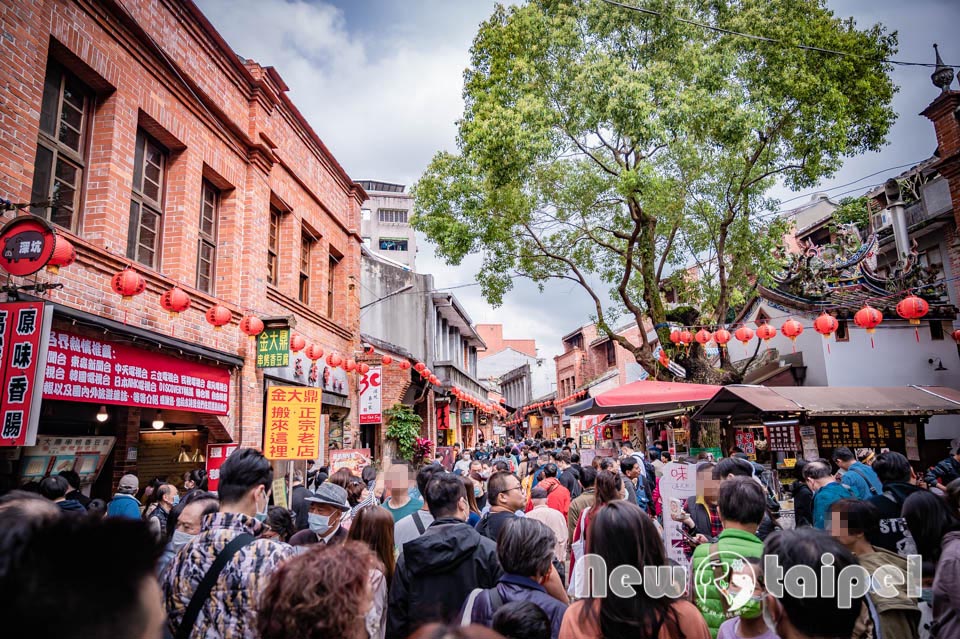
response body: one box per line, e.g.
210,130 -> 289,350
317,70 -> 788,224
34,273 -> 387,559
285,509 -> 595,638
96,405 -> 109,423
192,446 -> 205,463
152,412 -> 165,430
176,444 -> 192,463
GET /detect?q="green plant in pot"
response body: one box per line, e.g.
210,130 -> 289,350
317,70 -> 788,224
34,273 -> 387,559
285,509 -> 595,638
384,403 -> 424,464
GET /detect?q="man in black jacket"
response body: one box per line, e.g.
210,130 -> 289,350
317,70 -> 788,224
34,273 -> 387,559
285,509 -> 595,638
387,471 -> 502,639
289,471 -> 312,531
867,451 -> 921,557
556,451 -> 581,499
924,441 -> 960,489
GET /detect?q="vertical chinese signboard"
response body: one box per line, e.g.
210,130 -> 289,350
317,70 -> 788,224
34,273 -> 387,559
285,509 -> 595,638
734,430 -> 757,460
205,443 -> 239,492
436,403 -> 450,430
0,302 -> 52,447
264,387 -> 322,460
359,366 -> 382,424
660,461 -> 697,569
256,327 -> 290,368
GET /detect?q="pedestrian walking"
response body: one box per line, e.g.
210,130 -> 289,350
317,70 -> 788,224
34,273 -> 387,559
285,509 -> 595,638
290,470 -> 312,531
903,490 -> 960,639
147,483 -> 178,539
492,601 -> 552,639
57,470 -> 91,509
40,474 -> 86,514
461,517 -> 568,639
477,471 -> 527,542
525,463 -> 570,518
924,440 -> 960,490
568,470 -> 622,598
162,447 -> 297,639
691,477 -> 766,638
559,500 -> 709,639
865,451 -> 922,556
289,482 -> 351,546
394,465 -> 443,548
262,506 -> 296,543
829,499 -> 920,639
791,459 -> 814,527
383,463 -> 424,523
715,558 -> 773,639
675,463 -> 720,555
349,505 -> 396,639
833,446 -> 883,499
803,460 -> 856,529
463,475 -> 483,527
387,472 -> 502,639
566,466 -> 596,544
107,474 -> 141,519
761,529 -> 866,639
526,487 -> 569,567
258,541 -> 377,639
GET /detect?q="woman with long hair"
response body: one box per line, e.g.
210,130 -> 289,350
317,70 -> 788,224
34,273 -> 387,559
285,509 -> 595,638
348,505 -> 396,639
461,476 -> 482,527
560,501 -> 709,639
568,470 -> 622,598
903,490 -> 960,639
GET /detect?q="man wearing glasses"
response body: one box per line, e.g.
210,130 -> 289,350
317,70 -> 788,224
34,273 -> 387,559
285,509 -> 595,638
476,471 -> 527,542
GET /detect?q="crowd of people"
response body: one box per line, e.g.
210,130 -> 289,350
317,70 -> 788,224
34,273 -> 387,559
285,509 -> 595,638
3,437 -> 960,639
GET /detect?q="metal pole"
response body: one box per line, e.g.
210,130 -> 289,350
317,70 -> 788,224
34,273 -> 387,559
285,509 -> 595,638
288,460 -> 294,511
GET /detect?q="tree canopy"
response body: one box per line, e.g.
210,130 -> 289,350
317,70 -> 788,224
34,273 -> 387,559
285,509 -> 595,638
413,0 -> 897,380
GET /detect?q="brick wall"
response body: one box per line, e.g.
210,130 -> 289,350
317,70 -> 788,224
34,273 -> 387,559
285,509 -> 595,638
0,0 -> 364,486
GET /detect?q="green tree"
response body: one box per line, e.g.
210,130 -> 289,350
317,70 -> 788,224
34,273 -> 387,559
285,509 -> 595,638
413,0 -> 896,380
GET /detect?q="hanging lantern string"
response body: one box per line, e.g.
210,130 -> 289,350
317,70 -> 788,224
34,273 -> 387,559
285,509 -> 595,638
661,275 -> 960,333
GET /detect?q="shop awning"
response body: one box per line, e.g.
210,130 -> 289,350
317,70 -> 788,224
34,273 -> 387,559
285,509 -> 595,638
565,380 -> 722,417
694,384 -> 960,421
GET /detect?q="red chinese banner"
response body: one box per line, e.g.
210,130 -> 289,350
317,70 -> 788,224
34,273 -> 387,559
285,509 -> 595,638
205,443 -> 239,492
42,329 -> 230,415
264,386 -> 322,460
0,302 -> 51,447
436,403 -> 450,430
359,366 -> 382,424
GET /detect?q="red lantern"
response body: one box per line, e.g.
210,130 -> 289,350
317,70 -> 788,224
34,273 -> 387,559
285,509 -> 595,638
756,323 -> 777,342
499,397 -> 506,404
358,363 -> 371,375
160,287 -> 191,317
421,368 -> 432,379
669,329 -> 681,345
305,344 -> 324,361
813,313 -> 838,338
239,315 -> 264,337
679,330 -> 693,346
781,318 -> 803,353
47,235 -> 76,274
897,294 -> 929,343
398,360 -> 411,370
694,329 -> 712,346
363,344 -> 375,355
382,355 -> 393,366
854,305 -> 883,349
205,304 -> 231,329
414,362 -> 426,373
714,328 -> 731,349
953,329 -> 960,345
429,375 -> 439,385
290,335 -> 307,353
344,358 -> 357,372
327,353 -> 343,368
110,267 -> 146,300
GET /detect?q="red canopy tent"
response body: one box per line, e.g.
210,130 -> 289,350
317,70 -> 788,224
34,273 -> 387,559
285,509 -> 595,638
564,380 -> 721,417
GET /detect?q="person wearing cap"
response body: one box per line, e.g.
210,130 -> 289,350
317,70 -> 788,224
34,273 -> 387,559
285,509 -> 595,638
288,482 -> 351,546
107,473 -> 142,519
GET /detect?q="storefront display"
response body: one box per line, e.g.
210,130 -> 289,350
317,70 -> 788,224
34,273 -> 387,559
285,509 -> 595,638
20,435 -> 115,485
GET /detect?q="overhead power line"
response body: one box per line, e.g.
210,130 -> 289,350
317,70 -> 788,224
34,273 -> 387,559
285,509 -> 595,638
598,0 -> 960,69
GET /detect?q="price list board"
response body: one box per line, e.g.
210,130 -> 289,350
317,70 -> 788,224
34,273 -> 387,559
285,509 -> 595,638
811,417 -> 906,450
764,422 -> 800,452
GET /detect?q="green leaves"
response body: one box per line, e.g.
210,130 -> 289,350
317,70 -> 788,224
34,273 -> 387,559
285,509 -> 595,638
413,0 -> 897,379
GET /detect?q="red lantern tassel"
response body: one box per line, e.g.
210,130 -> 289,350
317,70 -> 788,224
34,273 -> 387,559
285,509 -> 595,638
870,335 -> 875,349
915,327 -> 920,343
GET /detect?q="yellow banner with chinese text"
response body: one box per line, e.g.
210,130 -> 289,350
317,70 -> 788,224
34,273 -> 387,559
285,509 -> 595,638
264,386 -> 322,460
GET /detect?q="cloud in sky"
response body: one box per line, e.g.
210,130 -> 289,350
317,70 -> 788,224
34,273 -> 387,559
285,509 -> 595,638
196,0 -> 960,361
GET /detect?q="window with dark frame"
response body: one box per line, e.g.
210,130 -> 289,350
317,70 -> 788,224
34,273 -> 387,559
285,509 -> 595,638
196,180 -> 219,294
378,208 -> 408,223
931,320 -> 945,341
127,130 -> 167,267
299,230 -> 315,304
327,254 -> 338,317
605,340 -> 616,366
30,63 -> 92,231
268,207 -> 280,286
378,237 -> 408,251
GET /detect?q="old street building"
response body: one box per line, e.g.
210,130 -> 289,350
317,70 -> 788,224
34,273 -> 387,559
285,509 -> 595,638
0,0 -> 365,495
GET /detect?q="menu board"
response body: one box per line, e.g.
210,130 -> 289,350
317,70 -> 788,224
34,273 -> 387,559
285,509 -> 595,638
813,418 -> 905,449
765,421 -> 800,451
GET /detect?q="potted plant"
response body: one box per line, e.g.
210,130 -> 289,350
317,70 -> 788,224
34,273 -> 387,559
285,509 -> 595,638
384,403 -> 424,465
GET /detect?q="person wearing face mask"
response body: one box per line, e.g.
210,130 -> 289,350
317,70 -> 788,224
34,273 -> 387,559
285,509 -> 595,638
162,448 -> 297,639
288,482 -> 351,546
157,491 -> 219,576
760,529 -> 865,639
691,477 -> 765,638
716,558 -> 771,639
147,483 -> 178,540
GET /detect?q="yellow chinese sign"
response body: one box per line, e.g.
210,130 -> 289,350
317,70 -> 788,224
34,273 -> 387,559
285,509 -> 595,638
256,327 -> 290,368
264,386 -> 321,460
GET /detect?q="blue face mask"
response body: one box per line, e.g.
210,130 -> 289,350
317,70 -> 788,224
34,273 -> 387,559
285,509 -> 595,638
172,529 -> 194,551
172,495 -> 180,506
254,489 -> 269,523
308,513 -> 332,535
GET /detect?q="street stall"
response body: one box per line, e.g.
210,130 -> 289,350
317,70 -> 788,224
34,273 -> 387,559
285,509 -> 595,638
694,384 -> 960,523
565,380 -> 720,458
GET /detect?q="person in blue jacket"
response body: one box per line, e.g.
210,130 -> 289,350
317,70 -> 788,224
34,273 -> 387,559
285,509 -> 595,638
803,460 -> 856,529
106,474 -> 142,519
832,447 -> 882,499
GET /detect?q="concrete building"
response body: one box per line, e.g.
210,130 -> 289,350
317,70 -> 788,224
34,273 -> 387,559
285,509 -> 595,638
358,180 -> 417,269
0,0 -> 365,495
360,248 -> 492,458
476,324 -> 537,359
478,347 -> 554,403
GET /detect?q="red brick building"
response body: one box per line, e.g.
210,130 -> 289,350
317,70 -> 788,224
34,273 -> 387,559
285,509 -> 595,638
0,0 -> 364,495
476,324 -> 537,359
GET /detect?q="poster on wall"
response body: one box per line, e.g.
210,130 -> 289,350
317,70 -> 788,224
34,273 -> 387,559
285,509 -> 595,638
0,302 -> 52,447
436,403 -> 450,430
659,462 -> 698,569
329,448 -> 371,475
799,425 -> 819,461
255,328 -> 290,368
734,430 -> 757,460
904,423 -> 920,461
264,387 -> 322,460
205,443 -> 238,492
19,435 -> 116,484
359,367 -> 382,424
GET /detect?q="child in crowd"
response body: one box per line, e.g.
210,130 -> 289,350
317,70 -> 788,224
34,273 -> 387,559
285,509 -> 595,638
716,557 -> 774,639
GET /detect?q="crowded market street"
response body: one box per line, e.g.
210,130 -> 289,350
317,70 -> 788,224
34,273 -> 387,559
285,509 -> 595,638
2,1 -> 960,639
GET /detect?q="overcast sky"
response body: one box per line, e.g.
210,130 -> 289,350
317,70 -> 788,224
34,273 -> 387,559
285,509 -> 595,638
196,0 -> 960,363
